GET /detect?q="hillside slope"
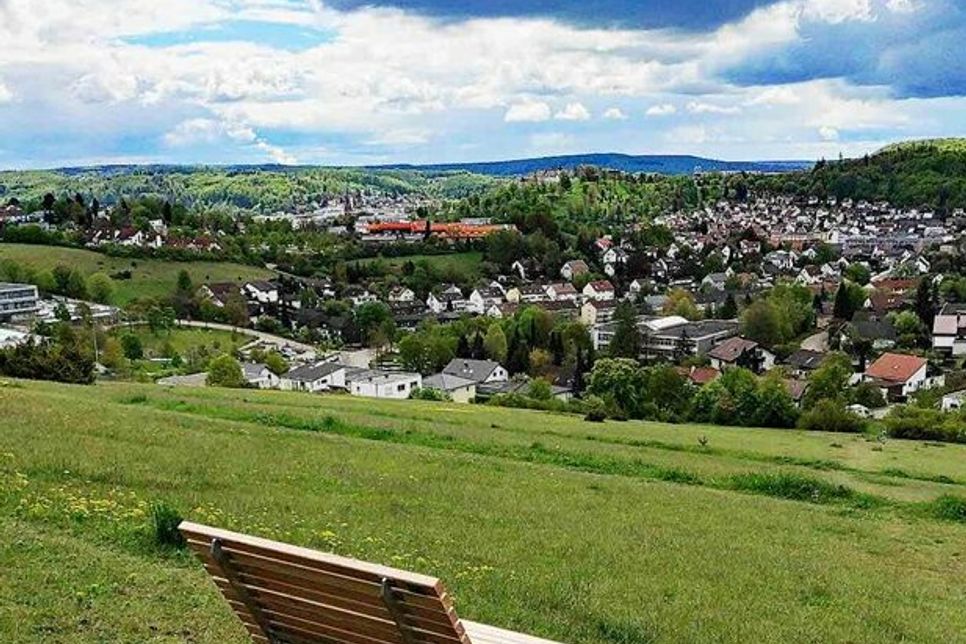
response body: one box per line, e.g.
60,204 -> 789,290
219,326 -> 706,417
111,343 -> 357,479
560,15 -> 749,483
755,137 -> 966,211
1,380 -> 964,643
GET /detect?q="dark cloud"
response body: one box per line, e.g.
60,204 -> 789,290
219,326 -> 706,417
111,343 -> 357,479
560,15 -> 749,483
723,0 -> 966,98
325,0 -> 777,30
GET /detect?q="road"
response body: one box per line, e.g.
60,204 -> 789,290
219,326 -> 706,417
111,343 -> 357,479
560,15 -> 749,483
174,320 -> 319,354
800,329 -> 829,352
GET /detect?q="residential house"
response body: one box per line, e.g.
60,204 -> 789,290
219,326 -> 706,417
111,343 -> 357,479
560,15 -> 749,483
280,362 -> 347,393
785,349 -> 826,379
468,286 -> 504,315
545,283 -> 579,302
560,259 -> 589,282
442,358 -> 508,384
581,299 -> 618,327
864,352 -> 930,400
388,286 -> 416,303
349,370 -> 422,399
242,363 -> 280,389
932,303 -> 966,357
421,373 -> 477,403
707,337 -> 776,373
426,287 -> 468,314
582,280 -> 616,302
244,281 -> 279,305
506,284 -> 550,304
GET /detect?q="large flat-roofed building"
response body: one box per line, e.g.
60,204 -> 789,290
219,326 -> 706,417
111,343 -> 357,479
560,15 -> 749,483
593,315 -> 740,358
0,283 -> 40,320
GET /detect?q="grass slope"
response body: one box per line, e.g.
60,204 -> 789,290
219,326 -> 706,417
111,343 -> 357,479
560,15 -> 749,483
1,380 -> 964,643
0,243 -> 274,305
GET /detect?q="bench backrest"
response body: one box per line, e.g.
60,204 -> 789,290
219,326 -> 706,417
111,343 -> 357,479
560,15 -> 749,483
180,521 -> 472,644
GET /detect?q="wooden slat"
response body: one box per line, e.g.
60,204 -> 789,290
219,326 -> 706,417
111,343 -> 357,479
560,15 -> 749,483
181,522 -> 471,644
462,622 -> 561,644
207,566 -> 465,638
181,522 -> 443,593
218,578 -> 466,644
187,541 -> 454,616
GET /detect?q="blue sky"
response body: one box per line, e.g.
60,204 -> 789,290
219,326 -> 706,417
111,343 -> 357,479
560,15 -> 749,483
0,0 -> 963,168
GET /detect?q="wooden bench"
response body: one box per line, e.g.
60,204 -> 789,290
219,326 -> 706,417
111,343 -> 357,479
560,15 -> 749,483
180,522 -> 562,644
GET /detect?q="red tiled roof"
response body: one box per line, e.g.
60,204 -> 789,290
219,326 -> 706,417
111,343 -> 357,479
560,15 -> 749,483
587,280 -> 614,291
865,352 -> 927,384
689,367 -> 720,385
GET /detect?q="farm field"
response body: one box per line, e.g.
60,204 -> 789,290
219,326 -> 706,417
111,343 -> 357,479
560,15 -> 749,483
0,379 -> 964,643
0,243 -> 275,305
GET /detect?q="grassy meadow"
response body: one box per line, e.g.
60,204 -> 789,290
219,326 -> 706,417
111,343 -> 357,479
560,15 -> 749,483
0,379 -> 964,643
114,326 -> 253,357
352,252 -> 483,276
0,243 -> 274,305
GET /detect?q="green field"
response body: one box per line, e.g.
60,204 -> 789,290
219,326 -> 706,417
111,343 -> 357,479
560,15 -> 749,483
352,252 -> 483,275
1,380 -> 965,643
115,326 -> 253,357
0,243 -> 275,305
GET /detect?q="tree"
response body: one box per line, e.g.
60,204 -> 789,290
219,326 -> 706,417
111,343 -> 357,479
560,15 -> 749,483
207,354 -> 246,388
662,288 -> 701,320
718,293 -> 738,320
527,378 -> 553,401
844,263 -> 871,285
86,273 -> 115,304
804,352 -> 853,409
754,373 -> 800,428
456,333 -> 471,358
528,348 -> 553,378
587,358 -> 643,417
891,310 -> 925,348
484,323 -> 508,364
914,277 -> 937,330
224,292 -> 250,328
608,301 -> 641,359
833,281 -> 864,321
741,300 -> 782,348
100,337 -> 125,370
851,381 -> 886,409
264,351 -> 289,377
120,333 -> 143,360
66,269 -> 88,300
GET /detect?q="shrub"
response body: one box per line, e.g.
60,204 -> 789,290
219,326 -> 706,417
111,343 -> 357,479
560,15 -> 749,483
410,387 -> 451,402
929,495 -> 966,523
883,406 -> 966,444
728,472 -> 858,504
797,399 -> 865,433
206,354 -> 246,388
584,409 -> 607,423
150,501 -> 186,550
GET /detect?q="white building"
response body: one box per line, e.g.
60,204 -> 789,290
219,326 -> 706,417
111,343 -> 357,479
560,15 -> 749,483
280,362 -> 346,392
350,371 -> 422,399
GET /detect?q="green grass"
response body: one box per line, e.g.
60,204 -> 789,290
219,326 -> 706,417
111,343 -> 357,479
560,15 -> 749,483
1,380 -> 965,643
351,252 -> 483,275
113,326 -> 253,358
0,243 -> 274,305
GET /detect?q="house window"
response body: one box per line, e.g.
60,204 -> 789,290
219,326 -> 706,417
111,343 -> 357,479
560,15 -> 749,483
397,384 -> 407,392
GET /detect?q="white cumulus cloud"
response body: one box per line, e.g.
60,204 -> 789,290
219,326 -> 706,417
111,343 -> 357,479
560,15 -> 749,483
687,101 -> 741,115
554,102 -> 591,121
602,107 -> 628,120
504,100 -> 552,123
645,103 -> 677,116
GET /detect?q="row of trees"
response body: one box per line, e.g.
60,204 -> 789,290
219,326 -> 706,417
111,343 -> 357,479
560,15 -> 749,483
0,259 -> 115,304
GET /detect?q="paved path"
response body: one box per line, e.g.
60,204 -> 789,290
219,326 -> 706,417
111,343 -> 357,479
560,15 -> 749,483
174,320 -> 319,354
800,330 -> 829,352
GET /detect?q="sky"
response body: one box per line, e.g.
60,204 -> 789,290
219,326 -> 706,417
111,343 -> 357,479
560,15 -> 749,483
0,0 -> 963,168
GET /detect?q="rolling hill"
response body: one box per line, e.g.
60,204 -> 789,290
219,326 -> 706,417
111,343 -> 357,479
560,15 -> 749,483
372,153 -> 812,176
1,379 -> 963,643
